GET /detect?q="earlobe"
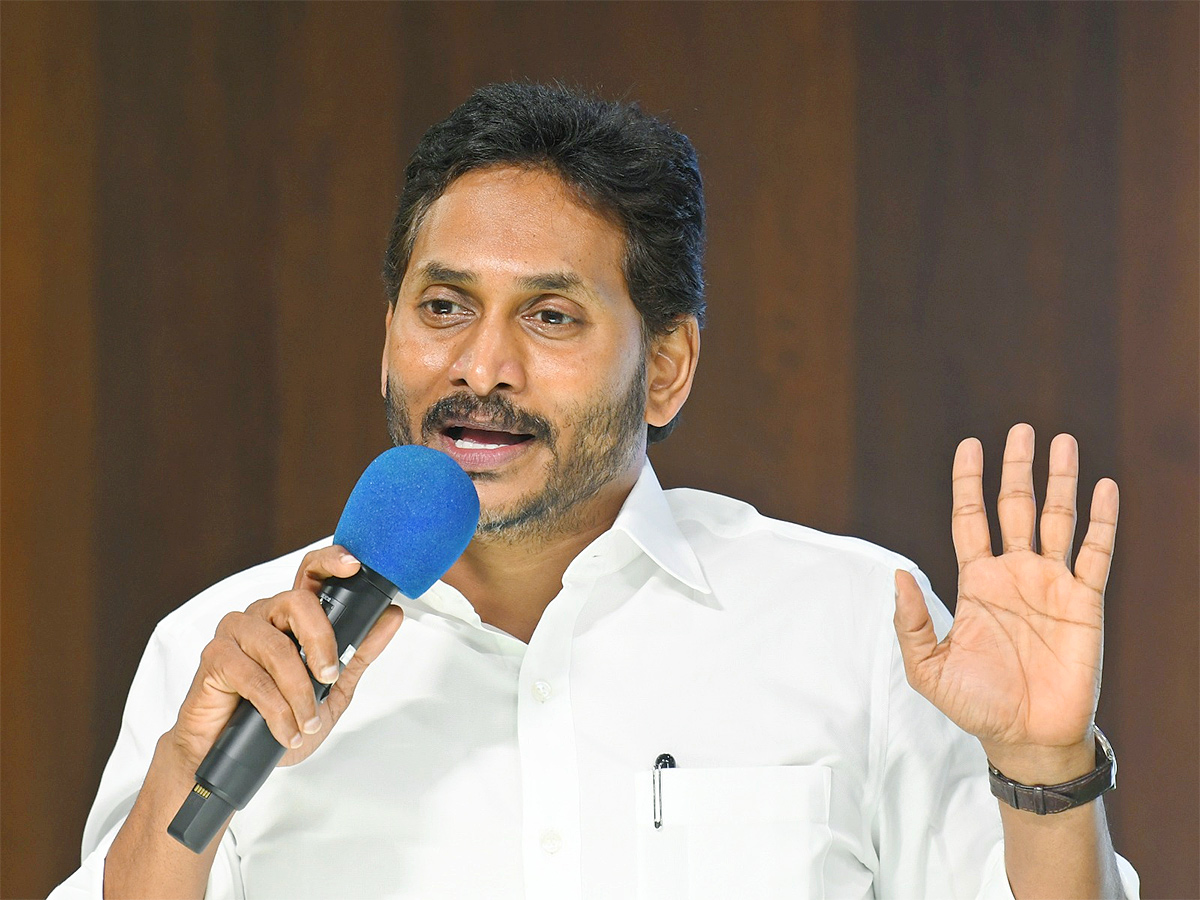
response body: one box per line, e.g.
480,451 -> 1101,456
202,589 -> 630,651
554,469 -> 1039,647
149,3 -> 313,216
644,316 -> 700,428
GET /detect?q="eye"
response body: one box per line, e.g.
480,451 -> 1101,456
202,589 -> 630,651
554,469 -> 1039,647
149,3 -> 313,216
425,298 -> 462,316
528,308 -> 577,327
418,296 -> 470,324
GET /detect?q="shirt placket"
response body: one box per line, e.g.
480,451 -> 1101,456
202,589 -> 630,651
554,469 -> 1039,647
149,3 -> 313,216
517,571 -> 595,900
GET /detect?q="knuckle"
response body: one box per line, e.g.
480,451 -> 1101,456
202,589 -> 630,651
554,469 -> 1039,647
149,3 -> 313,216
200,633 -> 238,668
261,627 -> 301,664
197,643 -> 221,673
216,610 -> 245,635
296,608 -> 335,648
1041,503 -> 1076,517
245,593 -> 278,616
998,488 -> 1035,501
270,588 -> 303,611
248,674 -> 291,717
260,634 -> 315,689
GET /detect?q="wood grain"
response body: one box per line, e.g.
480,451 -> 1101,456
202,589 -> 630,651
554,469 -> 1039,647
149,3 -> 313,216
1,4 -> 99,893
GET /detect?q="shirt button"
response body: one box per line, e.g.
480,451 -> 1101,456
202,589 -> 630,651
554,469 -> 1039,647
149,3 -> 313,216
540,829 -> 562,854
531,680 -> 553,703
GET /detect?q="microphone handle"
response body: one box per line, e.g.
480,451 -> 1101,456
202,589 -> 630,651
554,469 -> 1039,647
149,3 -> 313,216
167,564 -> 398,853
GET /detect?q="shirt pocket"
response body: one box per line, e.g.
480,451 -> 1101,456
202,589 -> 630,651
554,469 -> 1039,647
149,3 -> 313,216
633,764 -> 832,900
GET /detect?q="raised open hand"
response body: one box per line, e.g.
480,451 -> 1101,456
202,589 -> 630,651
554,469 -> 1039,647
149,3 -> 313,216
894,423 -> 1119,764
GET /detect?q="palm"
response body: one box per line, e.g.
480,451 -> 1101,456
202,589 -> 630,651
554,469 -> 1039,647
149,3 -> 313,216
895,425 -> 1118,751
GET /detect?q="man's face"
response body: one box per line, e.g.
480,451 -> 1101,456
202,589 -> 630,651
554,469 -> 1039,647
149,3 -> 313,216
381,166 -> 650,543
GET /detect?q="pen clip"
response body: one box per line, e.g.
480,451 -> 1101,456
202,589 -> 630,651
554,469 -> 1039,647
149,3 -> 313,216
653,753 -> 676,829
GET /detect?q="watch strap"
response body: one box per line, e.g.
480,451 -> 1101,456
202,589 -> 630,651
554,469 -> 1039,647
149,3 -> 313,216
988,726 -> 1116,815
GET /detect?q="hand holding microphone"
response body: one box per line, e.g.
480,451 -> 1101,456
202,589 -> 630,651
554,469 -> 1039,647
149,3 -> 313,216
153,446 -> 477,854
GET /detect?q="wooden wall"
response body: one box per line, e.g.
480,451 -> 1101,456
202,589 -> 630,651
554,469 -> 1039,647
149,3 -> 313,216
3,3 -> 1195,897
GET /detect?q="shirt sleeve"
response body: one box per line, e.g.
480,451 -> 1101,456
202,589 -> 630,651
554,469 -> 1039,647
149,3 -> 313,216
46,620 -> 244,900
872,565 -> 1140,899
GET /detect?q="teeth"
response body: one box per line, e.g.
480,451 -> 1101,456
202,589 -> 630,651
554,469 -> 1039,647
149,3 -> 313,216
455,438 -> 506,450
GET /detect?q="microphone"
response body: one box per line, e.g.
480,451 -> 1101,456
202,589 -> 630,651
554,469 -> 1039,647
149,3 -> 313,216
167,445 -> 479,853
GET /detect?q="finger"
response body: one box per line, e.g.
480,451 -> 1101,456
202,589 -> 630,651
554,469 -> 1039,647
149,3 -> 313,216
258,589 -> 341,685
323,604 -> 404,723
201,630 -> 308,750
997,423 -> 1037,553
951,437 -> 993,570
218,611 -> 322,739
893,570 -> 940,698
293,545 -> 361,593
1040,433 -> 1079,563
1074,478 -> 1119,595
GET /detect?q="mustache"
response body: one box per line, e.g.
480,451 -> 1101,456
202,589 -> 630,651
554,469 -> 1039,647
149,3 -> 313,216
420,392 -> 555,444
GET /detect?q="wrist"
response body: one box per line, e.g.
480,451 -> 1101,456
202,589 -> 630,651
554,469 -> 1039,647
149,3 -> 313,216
105,734 -> 221,899
987,727 -> 1117,817
980,736 -> 1096,785
124,733 -> 207,832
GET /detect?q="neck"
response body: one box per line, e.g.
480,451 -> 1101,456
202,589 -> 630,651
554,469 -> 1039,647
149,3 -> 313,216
441,467 -> 640,643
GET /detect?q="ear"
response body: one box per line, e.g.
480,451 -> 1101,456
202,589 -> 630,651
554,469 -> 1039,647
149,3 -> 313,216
645,316 -> 700,429
380,303 -> 395,399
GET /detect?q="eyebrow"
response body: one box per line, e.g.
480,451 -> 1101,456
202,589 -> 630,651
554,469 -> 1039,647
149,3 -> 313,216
517,271 -> 587,295
418,262 -> 594,300
417,262 -> 477,286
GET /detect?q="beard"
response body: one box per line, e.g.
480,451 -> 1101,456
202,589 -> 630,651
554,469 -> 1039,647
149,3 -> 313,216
384,363 -> 648,545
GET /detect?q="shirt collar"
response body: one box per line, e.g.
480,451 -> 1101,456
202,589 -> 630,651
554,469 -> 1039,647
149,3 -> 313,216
418,459 -> 713,625
604,460 -> 712,595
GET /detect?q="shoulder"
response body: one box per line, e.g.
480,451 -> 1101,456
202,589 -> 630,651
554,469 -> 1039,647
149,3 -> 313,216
664,486 -> 917,576
663,485 -> 949,634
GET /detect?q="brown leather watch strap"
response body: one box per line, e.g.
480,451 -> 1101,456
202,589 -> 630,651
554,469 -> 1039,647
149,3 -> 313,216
988,727 -> 1116,815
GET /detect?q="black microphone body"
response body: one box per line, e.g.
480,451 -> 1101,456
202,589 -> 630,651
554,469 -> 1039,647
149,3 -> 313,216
167,564 -> 398,852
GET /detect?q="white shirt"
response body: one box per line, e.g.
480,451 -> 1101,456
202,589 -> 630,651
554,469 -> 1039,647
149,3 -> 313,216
52,463 -> 1138,899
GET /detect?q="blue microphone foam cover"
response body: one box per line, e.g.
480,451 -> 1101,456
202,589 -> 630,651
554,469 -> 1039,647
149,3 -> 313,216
333,446 -> 479,598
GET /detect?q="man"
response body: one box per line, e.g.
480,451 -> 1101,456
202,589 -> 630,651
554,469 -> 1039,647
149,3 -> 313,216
53,83 -> 1136,899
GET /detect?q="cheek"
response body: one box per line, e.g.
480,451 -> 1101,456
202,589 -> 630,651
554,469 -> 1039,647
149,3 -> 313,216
534,342 -> 642,404
386,329 -> 456,389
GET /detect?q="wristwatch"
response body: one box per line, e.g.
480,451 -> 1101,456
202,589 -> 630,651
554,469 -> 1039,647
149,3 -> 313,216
988,727 -> 1116,815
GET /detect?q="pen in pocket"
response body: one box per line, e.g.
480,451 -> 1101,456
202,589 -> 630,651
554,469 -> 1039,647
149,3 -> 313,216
653,753 -> 676,829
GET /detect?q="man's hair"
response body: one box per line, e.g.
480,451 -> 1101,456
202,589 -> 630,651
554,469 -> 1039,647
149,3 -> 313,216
382,81 -> 706,443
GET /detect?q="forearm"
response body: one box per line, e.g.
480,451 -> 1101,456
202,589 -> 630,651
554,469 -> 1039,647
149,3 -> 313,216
1000,797 -> 1123,899
104,732 -> 225,900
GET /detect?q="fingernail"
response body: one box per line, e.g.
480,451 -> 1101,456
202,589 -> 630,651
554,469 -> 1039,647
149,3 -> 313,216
340,552 -> 358,567
303,716 -> 322,735
289,732 -> 303,749
320,664 -> 340,683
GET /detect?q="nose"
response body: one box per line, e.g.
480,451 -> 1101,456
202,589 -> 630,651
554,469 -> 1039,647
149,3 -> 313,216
446,313 -> 527,396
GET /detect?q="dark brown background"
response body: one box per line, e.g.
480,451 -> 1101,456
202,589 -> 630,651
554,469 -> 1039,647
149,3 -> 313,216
3,3 -> 1196,898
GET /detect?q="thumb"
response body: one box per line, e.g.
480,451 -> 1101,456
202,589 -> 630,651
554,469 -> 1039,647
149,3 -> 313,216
893,569 -> 940,694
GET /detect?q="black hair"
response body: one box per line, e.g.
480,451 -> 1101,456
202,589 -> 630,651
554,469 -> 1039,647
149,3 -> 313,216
382,82 -> 705,443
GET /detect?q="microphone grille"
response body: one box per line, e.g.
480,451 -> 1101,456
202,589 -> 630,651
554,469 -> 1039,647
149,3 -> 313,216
333,446 -> 479,598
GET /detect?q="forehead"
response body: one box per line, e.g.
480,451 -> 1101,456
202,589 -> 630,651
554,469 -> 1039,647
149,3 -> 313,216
405,166 -> 628,294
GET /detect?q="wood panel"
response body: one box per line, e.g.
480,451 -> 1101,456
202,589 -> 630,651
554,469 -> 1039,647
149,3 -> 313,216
90,2 -> 284,778
1112,4 -> 1200,897
0,5 -> 99,895
266,4 -> 408,551
853,2 -> 1121,597
648,2 -> 858,534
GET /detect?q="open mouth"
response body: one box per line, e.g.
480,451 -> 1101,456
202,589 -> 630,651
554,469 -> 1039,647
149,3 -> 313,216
443,425 -> 535,450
